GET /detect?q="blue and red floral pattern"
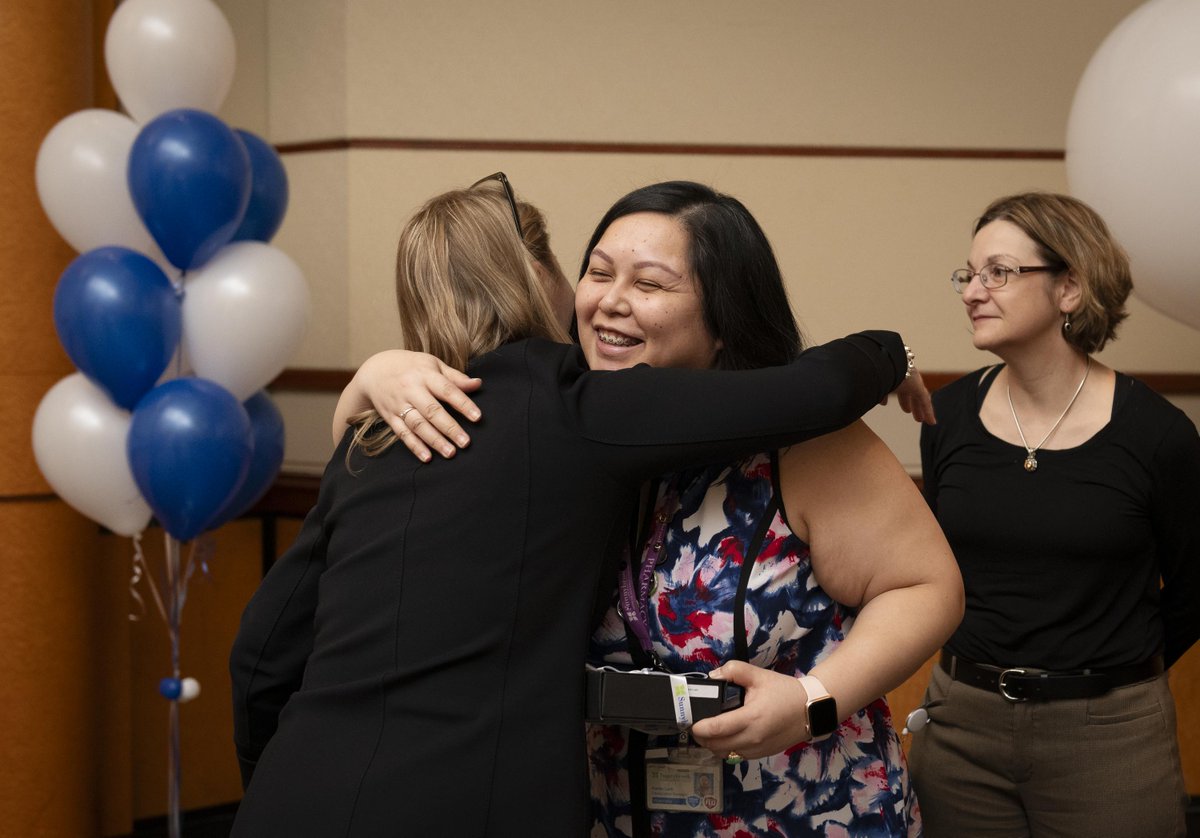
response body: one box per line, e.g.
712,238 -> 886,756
587,453 -> 920,837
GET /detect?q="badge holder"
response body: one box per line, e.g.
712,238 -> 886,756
584,667 -> 745,734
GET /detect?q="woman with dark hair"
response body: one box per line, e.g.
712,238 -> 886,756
909,192 -> 1200,837
338,181 -> 963,836
576,180 -> 802,372
578,183 -> 958,838
231,178 -> 925,837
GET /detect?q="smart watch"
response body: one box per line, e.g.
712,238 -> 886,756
797,674 -> 838,741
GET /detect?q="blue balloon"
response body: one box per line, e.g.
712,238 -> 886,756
128,109 -> 251,271
128,378 -> 252,542
158,677 -> 182,700
53,246 -> 181,410
231,130 -> 289,243
206,390 -> 286,530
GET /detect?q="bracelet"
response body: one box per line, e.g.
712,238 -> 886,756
904,345 -> 915,379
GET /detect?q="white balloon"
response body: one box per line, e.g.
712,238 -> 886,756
104,0 -> 236,124
1066,0 -> 1200,332
35,109 -> 159,255
182,241 -> 310,401
32,373 -> 152,538
179,677 -> 202,703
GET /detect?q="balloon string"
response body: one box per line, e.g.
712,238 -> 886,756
181,535 -> 208,586
178,535 -> 215,613
131,533 -> 170,626
198,535 -> 214,580
180,539 -> 193,612
161,534 -> 184,838
164,532 -> 183,644
128,532 -> 147,622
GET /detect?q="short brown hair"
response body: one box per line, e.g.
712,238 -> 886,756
975,192 -> 1132,353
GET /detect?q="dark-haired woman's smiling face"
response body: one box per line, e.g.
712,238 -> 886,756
575,212 -> 722,372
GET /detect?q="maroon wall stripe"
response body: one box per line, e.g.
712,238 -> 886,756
275,136 -> 1065,161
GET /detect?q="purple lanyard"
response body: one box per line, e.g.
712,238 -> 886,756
615,460 -> 780,674
617,504 -> 674,661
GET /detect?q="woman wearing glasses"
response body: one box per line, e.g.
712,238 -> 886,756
336,180 -> 965,837
229,180 -> 929,837
909,192 -> 1200,837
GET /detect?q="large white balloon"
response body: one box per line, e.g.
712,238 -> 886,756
182,241 -> 310,401
105,0 -> 236,124
35,109 -> 159,255
32,373 -> 152,538
1066,0 -> 1200,332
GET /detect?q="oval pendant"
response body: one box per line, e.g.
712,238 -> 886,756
1024,455 -> 1038,472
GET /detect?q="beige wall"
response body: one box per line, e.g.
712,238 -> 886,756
339,0 -> 1130,149
216,0 -> 1200,474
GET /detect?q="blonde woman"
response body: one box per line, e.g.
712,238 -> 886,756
229,177 -> 918,837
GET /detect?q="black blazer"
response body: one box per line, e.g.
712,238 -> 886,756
230,333 -> 905,837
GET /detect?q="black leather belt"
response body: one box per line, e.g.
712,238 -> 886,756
939,651 -> 1164,702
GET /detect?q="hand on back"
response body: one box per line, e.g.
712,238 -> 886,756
332,349 -> 483,461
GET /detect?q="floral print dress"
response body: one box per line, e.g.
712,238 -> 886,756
587,453 -> 920,838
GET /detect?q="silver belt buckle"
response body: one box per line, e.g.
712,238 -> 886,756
998,668 -> 1027,702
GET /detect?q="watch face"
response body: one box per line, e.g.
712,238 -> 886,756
808,696 -> 839,738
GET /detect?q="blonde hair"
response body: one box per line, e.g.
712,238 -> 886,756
351,185 -> 570,457
975,192 -> 1132,353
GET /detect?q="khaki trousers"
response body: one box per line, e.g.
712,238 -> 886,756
908,665 -> 1186,837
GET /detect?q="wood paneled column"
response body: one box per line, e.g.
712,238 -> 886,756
0,2 -> 130,835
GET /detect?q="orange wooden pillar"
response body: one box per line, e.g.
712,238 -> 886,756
0,2 -> 132,835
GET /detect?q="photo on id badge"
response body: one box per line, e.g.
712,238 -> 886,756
645,757 -> 722,813
695,771 -> 717,810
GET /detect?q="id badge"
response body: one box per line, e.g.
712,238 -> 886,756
644,747 -> 723,813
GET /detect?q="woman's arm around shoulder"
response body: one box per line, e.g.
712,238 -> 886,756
567,331 -> 926,482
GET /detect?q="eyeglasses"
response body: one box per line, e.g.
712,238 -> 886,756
470,172 -> 523,241
950,263 -> 1064,293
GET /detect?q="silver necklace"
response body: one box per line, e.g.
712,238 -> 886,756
1006,357 -> 1091,473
